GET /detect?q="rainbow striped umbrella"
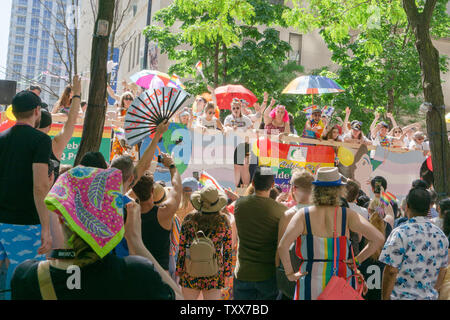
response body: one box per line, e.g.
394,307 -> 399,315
129,70 -> 185,90
282,75 -> 344,103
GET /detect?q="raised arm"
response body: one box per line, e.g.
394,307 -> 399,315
207,84 -> 217,105
134,121 -> 169,182
263,97 -> 276,126
157,153 -> 183,230
370,112 -> 381,139
386,112 -> 398,130
52,75 -> 82,160
107,84 -> 121,102
343,107 -> 351,133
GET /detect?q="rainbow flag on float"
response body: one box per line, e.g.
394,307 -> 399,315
302,105 -> 320,117
199,170 -> 225,193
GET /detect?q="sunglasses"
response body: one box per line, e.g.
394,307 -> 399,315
196,99 -> 204,102
124,97 -> 133,101
394,130 -> 402,134
207,112 -> 214,115
232,107 -> 240,111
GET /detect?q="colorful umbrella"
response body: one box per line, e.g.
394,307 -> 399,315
129,70 -> 185,90
445,112 -> 450,123
214,85 -> 257,110
282,75 -> 344,104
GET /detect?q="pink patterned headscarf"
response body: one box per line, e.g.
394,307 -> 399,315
45,166 -> 124,258
270,105 -> 289,122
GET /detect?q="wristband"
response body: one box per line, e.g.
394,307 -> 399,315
354,257 -> 361,267
73,95 -> 81,100
169,164 -> 176,170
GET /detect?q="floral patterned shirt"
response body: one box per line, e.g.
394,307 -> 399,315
379,216 -> 448,300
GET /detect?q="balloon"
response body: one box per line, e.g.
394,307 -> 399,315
337,147 -> 354,167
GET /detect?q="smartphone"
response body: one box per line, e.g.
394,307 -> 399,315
193,171 -> 199,181
157,155 -> 162,163
374,180 -> 382,194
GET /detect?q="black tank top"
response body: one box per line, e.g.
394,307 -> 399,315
141,206 -> 171,270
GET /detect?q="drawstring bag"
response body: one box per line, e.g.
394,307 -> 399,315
317,207 -> 365,300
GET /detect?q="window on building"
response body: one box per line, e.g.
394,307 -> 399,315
39,58 -> 48,68
45,1 -> 52,9
18,0 -> 28,6
16,27 -> 25,35
30,28 -> 39,37
31,18 -> 39,28
288,33 -> 302,65
33,0 -> 40,8
17,16 -> 26,26
55,32 -> 64,41
27,56 -> 36,65
28,47 -> 37,56
13,64 -> 22,74
27,66 -> 35,75
43,10 -> 51,19
14,55 -> 22,62
17,6 -> 27,15
32,8 -> 40,16
43,19 -> 51,30
136,34 -> 141,68
29,38 -> 38,48
16,36 -> 25,44
14,46 -> 24,54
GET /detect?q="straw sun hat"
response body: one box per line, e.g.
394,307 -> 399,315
312,167 -> 346,187
190,185 -> 228,213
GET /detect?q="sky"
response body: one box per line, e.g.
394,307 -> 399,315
0,0 -> 12,80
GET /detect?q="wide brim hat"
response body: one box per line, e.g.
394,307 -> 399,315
312,167 -> 346,187
153,183 -> 168,205
190,185 -> 228,213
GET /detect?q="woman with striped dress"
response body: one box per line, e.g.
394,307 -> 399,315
278,167 -> 384,300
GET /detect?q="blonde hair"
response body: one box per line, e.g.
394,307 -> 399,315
312,185 -> 344,207
291,168 -> 314,191
366,198 -> 386,261
62,224 -> 101,268
176,190 -> 195,222
244,185 -> 255,196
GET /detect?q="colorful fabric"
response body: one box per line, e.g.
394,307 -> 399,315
45,167 -> 125,258
176,214 -> 233,290
170,215 -> 181,257
379,217 -> 448,300
294,207 -> 355,300
199,171 -> 225,193
0,223 -> 45,300
381,192 -> 396,207
302,119 -> 325,139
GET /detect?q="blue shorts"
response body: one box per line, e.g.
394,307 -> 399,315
0,223 -> 45,300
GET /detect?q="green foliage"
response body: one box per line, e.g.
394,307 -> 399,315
143,0 -> 303,102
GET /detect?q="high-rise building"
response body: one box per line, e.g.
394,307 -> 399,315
5,0 -> 74,108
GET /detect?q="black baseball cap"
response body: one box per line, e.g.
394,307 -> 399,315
39,109 -> 53,128
12,91 -> 42,113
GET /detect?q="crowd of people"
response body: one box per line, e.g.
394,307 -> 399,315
0,75 -> 449,301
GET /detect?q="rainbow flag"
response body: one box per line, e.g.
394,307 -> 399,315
302,105 -> 319,117
195,61 -> 203,71
322,106 -> 335,118
199,170 -> 225,193
381,191 -> 397,206
170,73 -> 186,90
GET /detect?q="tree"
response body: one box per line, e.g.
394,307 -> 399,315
402,0 -> 450,199
283,0 -> 450,198
143,0 -> 303,101
74,0 -> 115,165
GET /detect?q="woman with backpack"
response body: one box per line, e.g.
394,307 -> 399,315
176,185 -> 233,300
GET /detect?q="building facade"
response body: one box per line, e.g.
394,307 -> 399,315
6,0 -> 74,108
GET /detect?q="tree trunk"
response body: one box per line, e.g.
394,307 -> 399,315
222,42 -> 227,85
74,0 -> 115,165
403,0 -> 450,199
214,41 -> 219,87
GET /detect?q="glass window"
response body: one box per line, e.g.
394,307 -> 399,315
16,27 -> 25,35
14,55 -> 22,62
289,33 -> 302,65
17,16 -> 26,26
16,36 -> 25,44
18,0 -> 28,6
28,47 -> 37,56
14,46 -> 24,54
17,6 -> 27,15
33,0 -> 40,8
31,18 -> 39,28
27,66 -> 35,75
39,58 -> 48,68
43,10 -> 51,19
27,56 -> 36,64
40,47 -> 49,57
45,1 -> 52,9
42,30 -> 50,39
43,19 -> 51,30
13,64 -> 22,73
29,38 -> 38,48
30,28 -> 39,37
32,8 -> 40,16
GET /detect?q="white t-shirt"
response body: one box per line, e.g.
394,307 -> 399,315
349,203 -> 369,221
409,140 -> 430,151
196,116 -> 218,130
224,114 -> 253,130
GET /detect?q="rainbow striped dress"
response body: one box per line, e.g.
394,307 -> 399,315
294,207 -> 356,300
